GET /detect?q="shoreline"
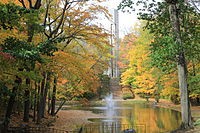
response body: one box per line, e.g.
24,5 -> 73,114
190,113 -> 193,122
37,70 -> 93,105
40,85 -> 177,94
52,110 -> 105,131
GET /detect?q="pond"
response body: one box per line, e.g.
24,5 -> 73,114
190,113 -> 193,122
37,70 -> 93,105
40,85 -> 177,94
65,97 -> 181,133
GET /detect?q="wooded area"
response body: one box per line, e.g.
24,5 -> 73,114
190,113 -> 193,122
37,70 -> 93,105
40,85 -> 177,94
0,0 -> 111,132
0,0 -> 199,132
119,0 -> 200,129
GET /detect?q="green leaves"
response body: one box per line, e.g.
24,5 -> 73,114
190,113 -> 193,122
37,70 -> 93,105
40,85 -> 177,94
118,0 -> 134,11
1,37 -> 60,63
188,74 -> 200,94
119,0 -> 200,101
0,81 -> 11,96
2,37 -> 40,61
18,70 -> 43,82
0,2 -> 42,34
150,36 -> 178,72
37,38 -> 60,56
0,3 -> 22,29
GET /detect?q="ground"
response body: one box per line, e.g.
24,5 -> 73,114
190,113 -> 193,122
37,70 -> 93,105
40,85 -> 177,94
52,110 -> 104,131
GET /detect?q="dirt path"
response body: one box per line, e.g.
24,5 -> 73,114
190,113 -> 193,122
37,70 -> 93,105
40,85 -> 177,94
52,110 -> 104,131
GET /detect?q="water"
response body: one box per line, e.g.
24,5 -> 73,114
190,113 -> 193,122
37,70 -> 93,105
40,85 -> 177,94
65,95 -> 182,133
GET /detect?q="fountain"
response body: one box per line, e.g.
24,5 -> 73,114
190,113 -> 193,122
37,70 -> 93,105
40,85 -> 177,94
83,93 -> 181,133
105,93 -> 114,109
104,93 -> 115,120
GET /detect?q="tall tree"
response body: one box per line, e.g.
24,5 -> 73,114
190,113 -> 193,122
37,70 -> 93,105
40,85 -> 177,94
119,0 -> 199,129
166,0 -> 191,128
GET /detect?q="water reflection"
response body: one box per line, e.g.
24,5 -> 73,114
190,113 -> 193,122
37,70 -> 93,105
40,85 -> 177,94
118,102 -> 181,133
66,101 -> 182,133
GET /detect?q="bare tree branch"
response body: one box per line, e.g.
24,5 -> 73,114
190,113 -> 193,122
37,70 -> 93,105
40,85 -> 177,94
34,0 -> 42,9
49,1 -> 70,38
28,0 -> 33,8
190,0 -> 200,12
18,0 -> 26,8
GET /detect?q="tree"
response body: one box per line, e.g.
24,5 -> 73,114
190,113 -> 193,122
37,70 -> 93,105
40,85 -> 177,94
0,1 -> 111,131
166,0 -> 191,128
119,0 -> 200,129
120,22 -> 159,101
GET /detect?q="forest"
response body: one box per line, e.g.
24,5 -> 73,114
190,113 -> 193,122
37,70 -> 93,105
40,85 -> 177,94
0,0 -> 200,132
0,0 -> 112,132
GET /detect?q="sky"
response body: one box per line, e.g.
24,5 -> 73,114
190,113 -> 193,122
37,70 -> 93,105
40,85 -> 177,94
101,0 -> 139,38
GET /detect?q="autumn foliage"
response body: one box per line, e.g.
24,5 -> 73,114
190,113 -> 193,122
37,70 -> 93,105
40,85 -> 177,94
0,0 -> 111,131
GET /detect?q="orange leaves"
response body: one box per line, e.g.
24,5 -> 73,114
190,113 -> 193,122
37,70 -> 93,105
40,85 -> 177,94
52,49 -> 106,98
47,0 -> 112,99
88,4 -> 111,20
1,0 -> 21,5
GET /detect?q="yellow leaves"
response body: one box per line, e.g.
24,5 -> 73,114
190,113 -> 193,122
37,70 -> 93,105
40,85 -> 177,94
134,88 -> 155,95
135,73 -> 156,89
52,49 -> 106,97
161,87 -> 179,96
0,29 -> 27,44
120,68 -> 135,86
49,0 -> 112,97
120,21 -> 159,98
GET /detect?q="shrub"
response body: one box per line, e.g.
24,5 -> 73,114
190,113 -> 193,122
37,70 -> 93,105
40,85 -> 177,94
194,119 -> 200,126
122,93 -> 134,100
170,94 -> 180,104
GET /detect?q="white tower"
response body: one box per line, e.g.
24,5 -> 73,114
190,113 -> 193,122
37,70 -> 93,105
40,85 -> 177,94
114,9 -> 120,78
107,9 -> 120,78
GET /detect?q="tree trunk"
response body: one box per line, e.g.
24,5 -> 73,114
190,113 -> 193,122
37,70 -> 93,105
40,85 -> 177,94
54,100 -> 66,115
168,1 -> 192,129
23,78 -> 30,122
33,81 -> 37,122
47,89 -> 51,114
36,81 -> 41,124
37,72 -> 46,122
1,76 -> 22,133
41,72 -> 51,117
51,74 -> 57,116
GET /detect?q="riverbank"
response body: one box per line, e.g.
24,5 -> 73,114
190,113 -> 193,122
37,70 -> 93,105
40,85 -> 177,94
52,99 -> 200,132
52,110 -> 104,131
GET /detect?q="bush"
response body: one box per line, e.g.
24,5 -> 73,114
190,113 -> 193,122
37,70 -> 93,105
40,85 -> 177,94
82,91 -> 96,100
122,93 -> 135,100
137,93 -> 152,101
194,119 -> 200,126
190,97 -> 200,106
97,74 -> 110,99
170,94 -> 180,104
